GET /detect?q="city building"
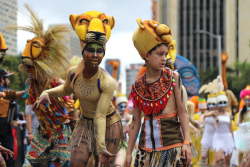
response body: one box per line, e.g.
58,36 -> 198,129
126,64 -> 143,97
0,0 -> 17,55
154,0 -> 250,70
49,24 -> 81,58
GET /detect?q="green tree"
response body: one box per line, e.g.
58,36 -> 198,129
0,55 -> 26,112
199,61 -> 250,102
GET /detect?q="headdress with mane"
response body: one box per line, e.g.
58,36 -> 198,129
9,4 -> 70,80
8,4 -> 73,137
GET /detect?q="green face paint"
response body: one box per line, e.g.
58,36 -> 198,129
84,43 -> 104,67
85,43 -> 104,55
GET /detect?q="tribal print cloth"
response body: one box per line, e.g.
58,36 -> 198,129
134,147 -> 186,167
23,124 -> 71,167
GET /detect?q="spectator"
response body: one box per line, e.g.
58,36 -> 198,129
0,68 -> 19,167
25,105 -> 39,145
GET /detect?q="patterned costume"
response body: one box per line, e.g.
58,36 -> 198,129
3,4 -> 74,167
129,18 -> 188,167
42,66 -> 121,156
39,11 -> 124,167
23,80 -> 73,167
0,153 -> 5,167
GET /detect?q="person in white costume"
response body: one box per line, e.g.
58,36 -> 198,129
201,76 -> 235,167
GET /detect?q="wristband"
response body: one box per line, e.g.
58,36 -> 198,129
183,140 -> 191,145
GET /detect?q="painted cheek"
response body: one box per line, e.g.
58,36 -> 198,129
85,52 -> 92,61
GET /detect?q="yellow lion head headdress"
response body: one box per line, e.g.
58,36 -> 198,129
9,4 -> 70,80
132,18 -> 172,60
0,33 -> 8,63
69,11 -> 115,53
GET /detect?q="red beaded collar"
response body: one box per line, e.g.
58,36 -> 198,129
129,67 -> 175,115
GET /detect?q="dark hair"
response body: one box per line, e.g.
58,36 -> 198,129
148,43 -> 169,55
240,105 -> 247,122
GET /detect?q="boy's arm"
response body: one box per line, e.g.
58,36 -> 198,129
173,72 -> 191,164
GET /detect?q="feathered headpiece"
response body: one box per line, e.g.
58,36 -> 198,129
9,4 -> 70,80
216,75 -> 228,103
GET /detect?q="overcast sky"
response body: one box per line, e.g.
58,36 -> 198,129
17,0 -> 152,92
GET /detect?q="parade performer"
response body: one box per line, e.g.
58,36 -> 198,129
114,94 -> 132,166
0,33 -> 7,63
0,4 -> 77,166
234,87 -> 250,164
199,83 -> 217,167
36,11 -> 124,167
125,18 -> 191,167
201,76 -> 234,167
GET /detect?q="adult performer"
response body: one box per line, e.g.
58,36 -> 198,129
234,87 -> 250,164
36,11 -> 124,167
201,76 -> 235,167
0,4 -> 77,166
125,18 -> 191,167
199,83 -> 217,167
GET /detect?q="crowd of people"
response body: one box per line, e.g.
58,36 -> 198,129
0,3 -> 249,167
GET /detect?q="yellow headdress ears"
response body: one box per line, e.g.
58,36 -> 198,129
136,18 -> 145,29
69,14 -> 80,30
0,33 -> 8,51
133,18 -> 172,60
107,15 -> 115,30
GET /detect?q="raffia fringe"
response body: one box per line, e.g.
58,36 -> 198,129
68,111 -> 125,156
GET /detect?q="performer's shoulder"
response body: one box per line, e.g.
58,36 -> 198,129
68,66 -> 77,74
100,67 -> 113,80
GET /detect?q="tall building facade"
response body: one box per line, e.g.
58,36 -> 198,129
0,0 -> 17,55
155,0 -> 250,70
49,24 -> 81,58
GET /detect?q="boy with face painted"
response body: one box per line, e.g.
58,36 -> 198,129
37,11 -> 124,167
125,19 -> 191,167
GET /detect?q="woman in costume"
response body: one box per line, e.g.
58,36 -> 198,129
234,87 -> 250,164
201,76 -> 234,167
199,83 -> 217,167
125,18 -> 191,167
36,11 -> 123,167
0,5 -> 77,166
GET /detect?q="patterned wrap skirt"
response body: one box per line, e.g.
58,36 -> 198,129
0,153 -> 6,167
23,124 -> 71,167
134,147 -> 185,167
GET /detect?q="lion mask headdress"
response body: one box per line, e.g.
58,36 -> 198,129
132,18 -> 172,60
69,11 -> 115,53
9,4 -> 70,80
